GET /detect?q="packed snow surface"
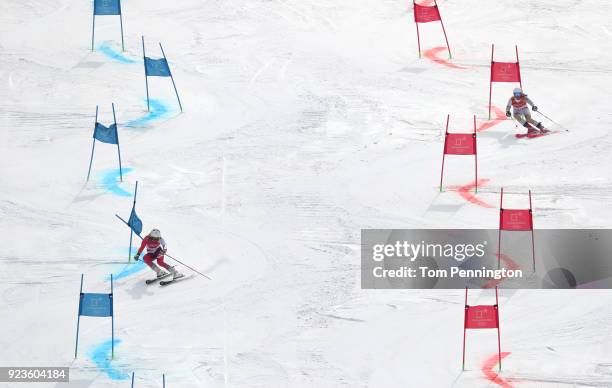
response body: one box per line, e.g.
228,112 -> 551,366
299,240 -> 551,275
1,0 -> 611,387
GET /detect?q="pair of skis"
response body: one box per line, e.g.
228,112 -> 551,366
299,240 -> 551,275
145,272 -> 192,286
515,124 -> 558,139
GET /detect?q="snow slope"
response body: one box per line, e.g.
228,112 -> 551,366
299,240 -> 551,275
1,0 -> 611,387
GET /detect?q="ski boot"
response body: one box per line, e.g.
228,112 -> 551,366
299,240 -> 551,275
536,122 -> 549,133
524,122 -> 538,135
156,270 -> 169,279
169,266 -> 184,280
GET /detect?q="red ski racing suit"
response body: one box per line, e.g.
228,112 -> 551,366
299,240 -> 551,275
137,236 -> 172,272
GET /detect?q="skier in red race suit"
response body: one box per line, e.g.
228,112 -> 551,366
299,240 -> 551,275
506,88 -> 549,135
134,229 -> 182,280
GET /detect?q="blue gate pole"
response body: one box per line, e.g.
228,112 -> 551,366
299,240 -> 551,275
91,10 -> 96,51
74,274 -> 84,358
110,274 -> 114,359
142,36 -> 150,111
111,103 -> 123,182
129,181 -> 138,263
87,106 -> 99,181
163,373 -> 165,387
159,43 -> 183,112
131,372 -> 135,387
128,226 -> 133,263
118,0 -> 125,51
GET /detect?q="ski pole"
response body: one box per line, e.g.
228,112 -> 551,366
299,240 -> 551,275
534,110 -> 570,132
164,252 -> 212,280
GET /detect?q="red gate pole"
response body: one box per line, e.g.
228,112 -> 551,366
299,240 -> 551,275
435,0 -> 452,59
473,115 -> 478,193
462,287 -> 468,370
495,287 -> 501,371
529,190 -> 536,272
489,44 -> 494,119
414,1 -> 422,58
515,45 -> 522,89
497,187 -> 504,269
439,114 -> 450,192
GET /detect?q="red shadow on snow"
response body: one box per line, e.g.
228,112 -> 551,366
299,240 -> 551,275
483,254 -> 522,289
482,352 -> 513,388
447,179 -> 495,208
423,47 -> 467,69
477,106 -> 507,132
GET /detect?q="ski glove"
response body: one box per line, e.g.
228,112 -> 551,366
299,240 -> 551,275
134,253 -> 140,261
505,111 -> 511,117
532,105 -> 538,111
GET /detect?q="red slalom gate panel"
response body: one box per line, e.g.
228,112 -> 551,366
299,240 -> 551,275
440,115 -> 477,192
413,1 -> 451,58
498,188 -> 536,272
491,62 -> 521,83
500,209 -> 532,231
463,288 -> 502,371
445,133 -> 476,155
489,44 -> 522,119
414,3 -> 441,22
465,305 -> 499,329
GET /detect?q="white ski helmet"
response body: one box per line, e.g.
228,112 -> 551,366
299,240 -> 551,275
149,229 -> 161,239
513,87 -> 523,96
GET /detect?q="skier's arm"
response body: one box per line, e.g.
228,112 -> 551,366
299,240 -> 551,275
137,237 -> 148,255
505,98 -> 512,116
160,238 -> 167,253
526,96 -> 538,111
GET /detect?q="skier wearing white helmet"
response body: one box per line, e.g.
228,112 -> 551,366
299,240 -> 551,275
506,88 -> 548,134
134,229 -> 182,280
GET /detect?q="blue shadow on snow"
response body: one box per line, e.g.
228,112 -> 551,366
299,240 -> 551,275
89,339 -> 129,380
124,99 -> 171,128
108,260 -> 147,281
98,41 -> 137,64
100,167 -> 134,197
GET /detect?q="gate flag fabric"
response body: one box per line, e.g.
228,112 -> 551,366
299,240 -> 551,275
414,3 -> 441,23
87,104 -> 123,182
145,58 -> 171,77
75,274 -> 115,358
498,188 -> 536,271
94,123 -> 118,144
94,0 -> 120,15
142,36 -> 183,112
489,44 -> 522,119
465,305 -> 498,329
462,287 -> 501,371
413,1 -> 451,58
439,115 -> 478,192
115,181 -> 143,262
128,208 -> 143,236
92,0 -> 125,51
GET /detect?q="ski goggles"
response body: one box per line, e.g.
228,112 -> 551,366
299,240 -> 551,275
513,92 -> 522,97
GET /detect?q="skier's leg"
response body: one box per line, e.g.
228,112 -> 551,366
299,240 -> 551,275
143,253 -> 162,274
158,256 -> 182,279
525,113 -> 543,129
513,112 -> 526,125
515,110 -> 538,133
156,255 -> 172,271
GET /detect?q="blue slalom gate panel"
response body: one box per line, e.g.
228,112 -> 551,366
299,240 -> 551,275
128,208 -> 143,236
94,122 -> 118,144
145,57 -> 171,77
94,0 -> 121,15
80,293 -> 113,317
